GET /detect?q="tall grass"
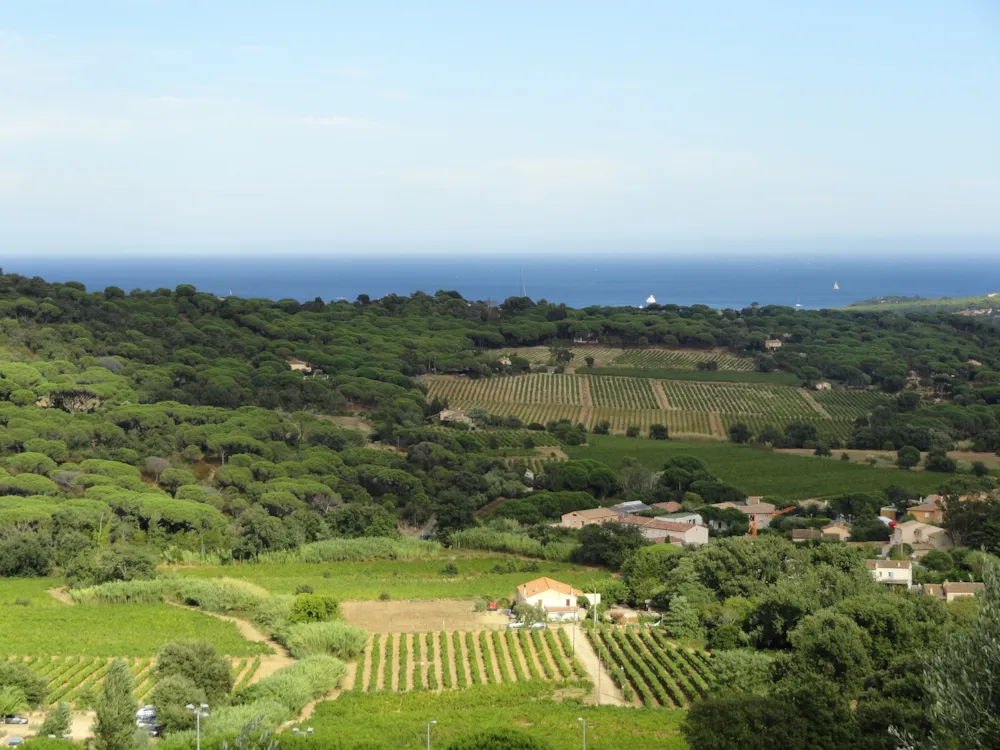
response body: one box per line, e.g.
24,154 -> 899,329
255,537 -> 442,564
449,528 -> 574,561
234,655 -> 346,714
285,621 -> 369,660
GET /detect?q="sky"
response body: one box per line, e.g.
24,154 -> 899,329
1,0 -> 999,256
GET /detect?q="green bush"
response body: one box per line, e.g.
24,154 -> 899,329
288,594 -> 340,624
234,656 -> 346,714
155,641 -> 233,703
446,728 -> 552,749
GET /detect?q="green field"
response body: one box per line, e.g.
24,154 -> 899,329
290,682 -> 687,749
0,602 -> 269,656
568,435 -> 944,498
0,576 -> 65,607
173,557 -> 608,600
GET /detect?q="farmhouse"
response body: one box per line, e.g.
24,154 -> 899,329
865,560 -> 913,588
437,408 -> 472,425
822,522 -> 852,542
892,521 -> 952,554
616,516 -> 709,546
764,339 -> 783,351
560,508 -> 618,529
792,529 -> 823,542
922,581 -> 985,602
515,577 -> 598,621
661,511 -> 704,527
610,501 -> 651,516
908,502 -> 943,524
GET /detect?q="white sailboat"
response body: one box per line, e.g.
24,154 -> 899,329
646,295 -> 656,305
833,281 -> 840,290
794,296 -> 802,308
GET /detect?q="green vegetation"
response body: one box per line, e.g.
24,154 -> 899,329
0,603 -> 266,656
568,435 -> 941,497
289,682 -> 687,749
582,367 -> 798,384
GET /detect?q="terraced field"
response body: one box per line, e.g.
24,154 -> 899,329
427,374 -> 876,440
355,628 -> 587,692
586,627 -> 713,708
1,654 -> 262,707
499,346 -> 754,371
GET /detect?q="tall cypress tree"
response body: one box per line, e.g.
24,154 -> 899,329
94,660 -> 137,750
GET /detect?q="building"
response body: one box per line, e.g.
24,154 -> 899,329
814,382 -> 832,391
822,522 -> 852,542
792,529 -> 823,542
865,560 -> 913,588
286,357 -> 313,372
661,511 -> 704,527
892,520 -> 952,552
498,356 -> 512,366
437,408 -> 472,425
908,502 -> 944,524
616,516 -> 709,546
610,501 -> 651,516
879,506 -> 898,521
764,339 -> 783,351
652,501 -> 682,513
922,581 -> 985,602
514,577 -> 599,621
560,508 -> 618,529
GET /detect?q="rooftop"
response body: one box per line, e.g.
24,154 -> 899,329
517,577 -> 583,599
617,516 -> 697,533
865,560 -> 912,570
563,508 -> 618,520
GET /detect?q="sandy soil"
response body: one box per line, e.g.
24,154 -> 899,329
342,599 -> 510,633
560,625 -> 627,706
2,711 -> 95,742
46,587 -> 74,605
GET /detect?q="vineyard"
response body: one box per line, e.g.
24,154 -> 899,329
426,375 -> 874,440
0,654 -> 262,707
586,627 -> 713,708
499,346 -> 755,371
355,629 -> 588,692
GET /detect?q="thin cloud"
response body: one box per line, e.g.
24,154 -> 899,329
301,115 -> 385,131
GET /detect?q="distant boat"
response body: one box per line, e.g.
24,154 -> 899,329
795,296 -> 802,308
833,282 -> 840,290
646,294 -> 656,305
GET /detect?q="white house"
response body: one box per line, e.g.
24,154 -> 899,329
865,560 -> 913,589
661,511 -> 704,527
617,516 -> 709,546
514,577 -> 600,621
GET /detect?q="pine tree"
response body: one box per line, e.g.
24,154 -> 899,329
94,660 -> 137,750
665,595 -> 703,640
38,701 -> 71,738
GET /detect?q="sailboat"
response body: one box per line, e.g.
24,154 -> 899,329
794,296 -> 802,308
833,281 -> 840,291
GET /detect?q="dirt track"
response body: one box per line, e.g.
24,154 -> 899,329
342,599 -> 509,633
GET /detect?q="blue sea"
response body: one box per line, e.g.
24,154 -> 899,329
3,249 -> 1000,310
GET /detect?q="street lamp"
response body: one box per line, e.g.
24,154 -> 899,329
185,703 -> 209,750
426,720 -> 437,750
578,718 -> 587,750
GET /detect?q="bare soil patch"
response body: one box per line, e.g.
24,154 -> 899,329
320,415 -> 373,433
798,388 -> 829,415
708,413 -> 725,437
47,587 -> 74,605
342,599 -> 509,633
561,625 -> 627,706
652,381 -> 671,410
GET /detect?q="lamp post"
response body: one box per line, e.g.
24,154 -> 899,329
426,720 -> 437,750
185,703 -> 209,750
577,717 -> 587,750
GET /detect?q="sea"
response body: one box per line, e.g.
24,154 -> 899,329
3,249 -> 1000,310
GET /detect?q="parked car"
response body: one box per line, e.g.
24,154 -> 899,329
529,622 -> 547,630
7,737 -> 23,746
506,621 -> 524,629
2,716 -> 28,725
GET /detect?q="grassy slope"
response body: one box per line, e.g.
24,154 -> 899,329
174,557 -> 610,600
0,599 -> 268,656
568,435 -> 943,498
291,683 -> 687,749
846,293 -> 1000,313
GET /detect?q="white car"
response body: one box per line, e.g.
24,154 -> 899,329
2,717 -> 28,725
506,621 -> 525,629
529,622 -> 547,630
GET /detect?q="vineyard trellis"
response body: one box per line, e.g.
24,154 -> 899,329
359,629 -> 581,693
498,347 -> 755,371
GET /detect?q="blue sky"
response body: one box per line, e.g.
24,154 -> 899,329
1,0 -> 998,255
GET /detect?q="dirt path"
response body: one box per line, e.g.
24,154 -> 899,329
562,625 -> 626,706
456,632 -> 473,686
390,634 -> 402,692
521,632 -> 548,679
359,636 -> 374,691
535,632 -> 561,678
708,412 -> 725,437
47,587 -> 75,605
508,632 -> 532,680
579,376 -> 593,407
799,388 -> 829,415
495,632 -> 517,681
652,381 -> 671,410
374,636 -> 386,690
401,633 -> 413,691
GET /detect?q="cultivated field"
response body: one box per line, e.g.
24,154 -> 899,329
342,599 -> 509,633
501,346 -> 755,371
355,627 -> 587,692
426,374 -> 883,440
587,627 -> 713,708
1,654 -> 263,708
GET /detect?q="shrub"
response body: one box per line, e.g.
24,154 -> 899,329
156,641 -> 234,703
446,728 -> 552,749
379,592 -> 391,601
626,425 -> 640,438
285,621 -> 368,660
151,675 -> 206,733
0,661 -> 47,704
234,656 -> 347,714
441,563 -> 459,576
38,702 -> 71,738
288,594 -> 340,624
